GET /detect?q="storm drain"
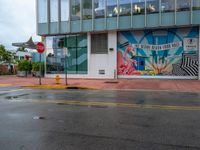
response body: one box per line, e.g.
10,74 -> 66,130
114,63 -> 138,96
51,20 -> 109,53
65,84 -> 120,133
104,81 -> 119,84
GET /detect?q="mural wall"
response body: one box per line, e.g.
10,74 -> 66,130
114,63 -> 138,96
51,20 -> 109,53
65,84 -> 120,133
117,27 -> 199,77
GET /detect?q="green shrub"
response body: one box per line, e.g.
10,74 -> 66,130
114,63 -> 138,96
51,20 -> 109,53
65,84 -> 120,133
32,62 -> 44,72
17,60 -> 31,71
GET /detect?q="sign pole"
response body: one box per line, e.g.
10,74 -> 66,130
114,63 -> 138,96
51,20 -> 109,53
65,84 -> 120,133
64,48 -> 68,86
65,55 -> 68,86
39,53 -> 42,85
36,42 -> 45,85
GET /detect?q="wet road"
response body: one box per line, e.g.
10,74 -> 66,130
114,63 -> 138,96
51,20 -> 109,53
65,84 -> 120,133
0,87 -> 200,150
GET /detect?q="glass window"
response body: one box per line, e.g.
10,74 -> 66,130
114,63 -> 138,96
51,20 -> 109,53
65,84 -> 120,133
50,0 -> 58,22
132,0 -> 145,15
161,0 -> 175,12
193,0 -> 200,10
46,37 -> 64,74
71,0 -> 81,20
82,0 -> 92,20
46,35 -> 88,74
107,0 -> 117,17
177,0 -> 190,11
146,0 -> 159,13
61,0 -> 69,21
38,0 -> 47,23
119,0 -> 131,16
94,0 -> 105,18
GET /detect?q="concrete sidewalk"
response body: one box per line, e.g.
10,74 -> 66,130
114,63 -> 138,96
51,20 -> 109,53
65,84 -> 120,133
0,76 -> 200,93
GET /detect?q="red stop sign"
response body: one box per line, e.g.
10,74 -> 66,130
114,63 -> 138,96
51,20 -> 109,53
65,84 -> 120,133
36,42 -> 45,54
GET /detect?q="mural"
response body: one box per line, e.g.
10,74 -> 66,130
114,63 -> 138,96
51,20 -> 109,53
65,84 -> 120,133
117,27 -> 199,76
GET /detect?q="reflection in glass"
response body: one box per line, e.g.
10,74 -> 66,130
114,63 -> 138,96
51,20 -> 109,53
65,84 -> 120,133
132,0 -> 145,15
61,0 -> 69,21
94,0 -> 105,18
161,0 -> 175,12
46,35 -> 87,74
50,0 -> 58,22
177,0 -> 190,11
71,0 -> 81,20
119,0 -> 131,16
46,36 -> 65,74
193,0 -> 200,10
82,0 -> 92,20
38,0 -> 47,23
107,0 -> 117,17
146,0 -> 159,13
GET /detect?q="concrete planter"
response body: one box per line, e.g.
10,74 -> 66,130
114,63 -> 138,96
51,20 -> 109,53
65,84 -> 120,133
17,71 -> 27,77
32,71 -> 44,77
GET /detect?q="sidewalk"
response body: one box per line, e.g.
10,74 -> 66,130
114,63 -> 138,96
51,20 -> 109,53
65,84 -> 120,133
0,76 -> 200,93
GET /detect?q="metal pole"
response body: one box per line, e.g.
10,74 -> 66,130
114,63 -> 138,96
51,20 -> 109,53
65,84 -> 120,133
39,53 -> 42,85
65,48 -> 68,85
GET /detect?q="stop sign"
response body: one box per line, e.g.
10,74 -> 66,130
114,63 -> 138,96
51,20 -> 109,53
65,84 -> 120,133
36,42 -> 45,54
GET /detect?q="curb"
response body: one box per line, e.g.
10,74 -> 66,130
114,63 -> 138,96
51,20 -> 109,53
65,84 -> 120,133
22,85 -> 97,90
0,84 -> 13,87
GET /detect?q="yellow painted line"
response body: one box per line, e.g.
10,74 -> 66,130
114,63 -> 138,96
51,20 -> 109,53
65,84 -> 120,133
0,84 -> 12,87
9,99 -> 200,111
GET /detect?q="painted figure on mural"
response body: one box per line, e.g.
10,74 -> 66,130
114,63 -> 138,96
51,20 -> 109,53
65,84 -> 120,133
117,45 -> 141,75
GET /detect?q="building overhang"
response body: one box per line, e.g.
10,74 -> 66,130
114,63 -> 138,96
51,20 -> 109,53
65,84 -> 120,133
12,37 -> 38,49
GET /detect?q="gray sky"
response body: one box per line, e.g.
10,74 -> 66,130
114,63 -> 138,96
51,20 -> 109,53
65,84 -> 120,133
0,0 -> 40,50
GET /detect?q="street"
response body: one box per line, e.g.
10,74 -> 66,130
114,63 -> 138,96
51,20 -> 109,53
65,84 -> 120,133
0,87 -> 200,150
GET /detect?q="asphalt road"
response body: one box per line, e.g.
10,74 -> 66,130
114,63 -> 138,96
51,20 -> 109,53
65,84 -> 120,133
0,87 -> 200,150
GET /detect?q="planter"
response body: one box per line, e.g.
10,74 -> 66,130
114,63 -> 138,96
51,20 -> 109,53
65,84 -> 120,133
32,71 -> 44,77
17,71 -> 27,77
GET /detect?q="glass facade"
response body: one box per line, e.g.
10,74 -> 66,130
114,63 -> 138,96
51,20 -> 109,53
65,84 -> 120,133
132,0 -> 145,15
107,0 -> 117,17
71,0 -> 81,20
50,0 -> 59,22
161,0 -> 175,12
38,0 -> 47,23
82,0 -> 92,20
146,0 -> 159,13
193,0 -> 200,10
119,0 -> 131,16
177,0 -> 190,11
61,0 -> 69,21
94,0 -> 105,18
37,0 -> 200,35
46,35 -> 88,74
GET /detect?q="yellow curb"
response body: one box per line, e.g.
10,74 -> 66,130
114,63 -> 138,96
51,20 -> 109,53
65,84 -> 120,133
22,85 -> 97,90
0,84 -> 12,87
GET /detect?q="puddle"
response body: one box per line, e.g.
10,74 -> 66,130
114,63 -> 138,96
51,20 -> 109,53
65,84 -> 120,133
136,100 -> 145,104
5,94 -> 29,100
33,116 -> 46,120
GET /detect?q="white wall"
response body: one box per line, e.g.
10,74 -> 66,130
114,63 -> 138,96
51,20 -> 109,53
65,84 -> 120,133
88,31 -> 117,79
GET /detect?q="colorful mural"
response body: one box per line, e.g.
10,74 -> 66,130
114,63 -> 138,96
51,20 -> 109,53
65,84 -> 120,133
117,27 -> 199,76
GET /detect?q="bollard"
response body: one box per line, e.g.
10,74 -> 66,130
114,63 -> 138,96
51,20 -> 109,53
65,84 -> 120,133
55,75 -> 60,84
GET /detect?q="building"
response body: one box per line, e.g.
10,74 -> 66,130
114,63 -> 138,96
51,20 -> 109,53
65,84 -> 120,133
36,0 -> 200,79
